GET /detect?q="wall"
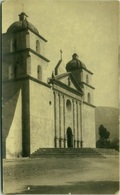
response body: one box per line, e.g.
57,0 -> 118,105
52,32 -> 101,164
29,80 -> 54,153
82,103 -> 96,148
2,80 -> 23,158
5,90 -> 22,158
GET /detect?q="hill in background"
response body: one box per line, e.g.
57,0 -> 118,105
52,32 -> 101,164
95,107 -> 119,141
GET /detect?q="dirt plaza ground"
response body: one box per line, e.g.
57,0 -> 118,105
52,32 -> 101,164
3,154 -> 119,194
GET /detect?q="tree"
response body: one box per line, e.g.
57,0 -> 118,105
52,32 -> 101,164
99,124 -> 110,139
96,124 -> 110,148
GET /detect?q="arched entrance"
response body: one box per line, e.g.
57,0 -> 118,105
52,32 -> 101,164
67,127 -> 73,148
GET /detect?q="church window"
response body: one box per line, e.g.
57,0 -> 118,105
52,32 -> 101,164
36,40 -> 40,53
88,93 -> 91,104
86,74 -> 89,84
37,65 -> 42,80
66,99 -> 71,111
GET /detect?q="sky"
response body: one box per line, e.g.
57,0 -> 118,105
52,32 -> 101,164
2,0 -> 119,108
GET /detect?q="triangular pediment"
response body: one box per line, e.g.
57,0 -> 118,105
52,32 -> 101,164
52,72 -> 83,94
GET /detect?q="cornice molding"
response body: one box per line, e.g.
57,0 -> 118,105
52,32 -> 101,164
3,48 -> 50,63
3,75 -> 51,89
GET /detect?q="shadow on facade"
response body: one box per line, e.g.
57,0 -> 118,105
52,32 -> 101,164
2,89 -> 20,158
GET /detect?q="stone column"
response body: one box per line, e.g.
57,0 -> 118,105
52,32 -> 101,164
76,101 -> 80,148
56,92 -> 60,148
78,102 -> 81,148
58,93 -> 61,148
80,101 -> 83,148
22,80 -> 30,157
63,96 -> 67,148
73,100 -> 78,148
74,101 -> 77,148
72,99 -> 75,147
53,91 -> 57,147
60,94 -> 64,148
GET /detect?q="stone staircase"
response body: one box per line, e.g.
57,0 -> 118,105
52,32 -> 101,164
30,148 -> 104,158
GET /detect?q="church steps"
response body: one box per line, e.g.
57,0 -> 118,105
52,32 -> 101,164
30,148 -> 104,158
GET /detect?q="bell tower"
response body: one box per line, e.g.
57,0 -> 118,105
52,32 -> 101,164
2,12 -> 50,158
2,12 -> 50,83
66,53 -> 95,105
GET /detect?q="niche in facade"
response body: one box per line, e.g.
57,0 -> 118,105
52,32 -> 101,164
66,99 -> 71,111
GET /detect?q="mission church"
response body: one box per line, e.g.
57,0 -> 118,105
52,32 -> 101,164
2,12 -> 96,159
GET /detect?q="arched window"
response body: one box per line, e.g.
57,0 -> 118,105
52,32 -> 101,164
37,65 -> 42,80
86,74 -> 89,84
88,93 -> 91,104
36,40 -> 40,53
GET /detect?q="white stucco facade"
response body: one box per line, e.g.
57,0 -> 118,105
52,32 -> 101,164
2,12 -> 96,158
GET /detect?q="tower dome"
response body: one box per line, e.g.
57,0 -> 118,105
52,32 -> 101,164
66,53 -> 86,72
7,12 -> 39,35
